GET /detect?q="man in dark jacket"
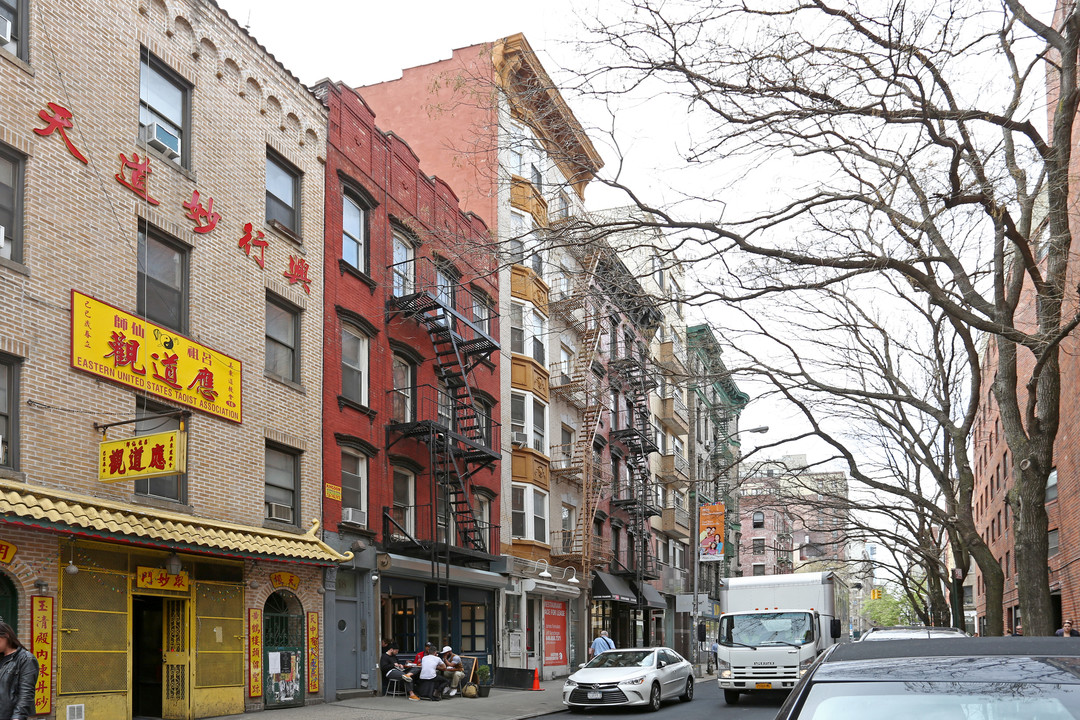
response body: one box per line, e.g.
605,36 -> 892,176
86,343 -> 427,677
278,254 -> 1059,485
379,644 -> 418,700
0,621 -> 38,720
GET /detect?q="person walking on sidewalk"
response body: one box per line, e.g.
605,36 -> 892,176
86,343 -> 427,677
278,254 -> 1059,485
380,643 -> 419,700
590,630 -> 615,658
0,621 -> 38,720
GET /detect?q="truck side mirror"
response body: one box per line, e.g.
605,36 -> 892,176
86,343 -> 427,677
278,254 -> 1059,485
697,622 -> 707,642
830,619 -> 842,639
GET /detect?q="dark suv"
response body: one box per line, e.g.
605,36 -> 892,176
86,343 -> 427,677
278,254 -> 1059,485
776,638 -> 1080,720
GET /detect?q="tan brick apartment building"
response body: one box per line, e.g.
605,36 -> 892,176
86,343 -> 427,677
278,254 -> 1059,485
0,0 -> 342,717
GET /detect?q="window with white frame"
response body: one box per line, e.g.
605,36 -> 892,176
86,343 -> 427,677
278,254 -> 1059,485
266,294 -> 300,382
341,325 -> 369,405
510,391 -> 547,454
511,483 -> 549,543
1,0 -> 28,61
342,193 -> 367,272
508,211 -> 530,266
510,301 -> 546,365
341,449 -> 367,518
265,443 -> 299,525
266,149 -> 301,234
0,143 -> 25,262
1046,468 -> 1059,502
472,289 -> 494,336
392,231 -> 414,296
392,467 -> 415,536
391,354 -> 414,422
140,52 -> 190,166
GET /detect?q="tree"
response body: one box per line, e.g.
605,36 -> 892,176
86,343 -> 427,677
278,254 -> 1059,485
569,0 -> 1080,635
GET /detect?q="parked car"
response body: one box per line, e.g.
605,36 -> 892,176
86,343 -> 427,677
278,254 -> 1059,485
562,647 -> 694,712
859,625 -> 968,641
776,638 -> 1080,720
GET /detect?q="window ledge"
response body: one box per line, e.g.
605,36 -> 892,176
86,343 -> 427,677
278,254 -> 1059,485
337,395 -> 377,417
268,220 -> 305,251
0,256 -> 29,277
0,47 -> 32,76
264,370 -> 306,393
262,518 -> 302,533
132,494 -> 194,515
138,140 -> 196,182
0,467 -> 27,483
338,259 -> 377,290
337,522 -> 377,539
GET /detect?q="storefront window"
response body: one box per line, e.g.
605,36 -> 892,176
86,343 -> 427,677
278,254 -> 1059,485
390,597 -> 417,652
461,603 -> 487,652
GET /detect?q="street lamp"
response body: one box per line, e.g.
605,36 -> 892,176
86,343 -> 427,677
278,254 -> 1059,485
535,559 -> 553,579
742,426 -> 769,434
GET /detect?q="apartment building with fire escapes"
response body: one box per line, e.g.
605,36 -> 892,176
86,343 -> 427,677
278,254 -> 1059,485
314,79 -> 503,698
358,34 -> 605,679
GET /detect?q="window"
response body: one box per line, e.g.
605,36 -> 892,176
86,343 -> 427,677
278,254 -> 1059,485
509,302 -> 546,364
508,123 -> 526,176
752,538 -> 764,555
390,354 -> 414,422
510,392 -> 547,454
341,325 -> 369,405
342,193 -> 367,271
475,397 -> 494,448
134,399 -> 184,502
561,504 -> 575,553
435,262 -> 457,313
752,511 -> 764,529
138,225 -> 187,332
1049,528 -> 1060,557
508,212 -> 530,266
670,276 -> 683,318
140,52 -> 189,165
0,144 -> 24,262
652,255 -> 665,290
552,191 -> 570,221
265,295 -> 300,382
460,604 -> 487,653
265,149 -> 300,233
0,355 -> 16,469
265,444 -> 299,524
341,449 -> 367,517
472,290 -> 493,336
392,468 -> 415,536
0,0 -> 27,61
1046,468 -> 1058,503
391,231 -> 414,297
511,484 -> 548,543
530,310 -> 546,364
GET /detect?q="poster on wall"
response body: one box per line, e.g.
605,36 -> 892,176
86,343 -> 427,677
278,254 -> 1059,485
542,600 -> 568,666
248,609 -> 263,697
31,596 -> 53,716
699,501 -> 726,562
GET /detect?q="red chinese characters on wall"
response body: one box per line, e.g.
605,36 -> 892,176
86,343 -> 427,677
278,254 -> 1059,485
183,190 -> 221,234
33,102 -> 88,164
115,152 -> 160,205
239,222 -> 268,269
284,255 -> 312,294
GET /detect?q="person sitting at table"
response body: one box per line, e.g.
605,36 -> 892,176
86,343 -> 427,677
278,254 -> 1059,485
379,643 -> 419,700
417,644 -> 449,700
440,645 -> 465,697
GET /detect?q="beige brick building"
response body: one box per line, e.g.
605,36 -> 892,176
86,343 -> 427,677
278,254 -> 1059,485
0,0 -> 342,717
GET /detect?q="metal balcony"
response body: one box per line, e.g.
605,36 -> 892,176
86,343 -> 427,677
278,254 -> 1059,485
382,503 -> 501,561
661,504 -> 691,539
657,394 -> 689,436
549,531 -> 613,563
386,384 -> 501,464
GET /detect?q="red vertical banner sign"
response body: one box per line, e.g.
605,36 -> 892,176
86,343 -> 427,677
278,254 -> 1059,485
31,595 -> 53,715
306,612 -> 320,694
248,609 -> 263,697
542,600 -> 568,666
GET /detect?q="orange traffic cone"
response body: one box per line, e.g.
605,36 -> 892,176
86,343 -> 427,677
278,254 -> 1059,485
531,667 -> 543,691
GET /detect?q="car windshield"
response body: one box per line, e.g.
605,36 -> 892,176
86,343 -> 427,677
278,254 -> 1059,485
797,681 -> 1080,720
585,651 -> 656,668
720,612 -> 814,647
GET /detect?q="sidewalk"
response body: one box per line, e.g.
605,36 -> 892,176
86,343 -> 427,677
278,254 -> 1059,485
204,675 -> 713,720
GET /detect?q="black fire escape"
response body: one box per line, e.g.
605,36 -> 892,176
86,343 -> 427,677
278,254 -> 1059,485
384,255 -> 502,591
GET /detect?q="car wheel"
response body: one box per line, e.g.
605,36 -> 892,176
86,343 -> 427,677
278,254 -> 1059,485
648,682 -> 662,712
679,677 -> 694,702
724,689 -> 741,706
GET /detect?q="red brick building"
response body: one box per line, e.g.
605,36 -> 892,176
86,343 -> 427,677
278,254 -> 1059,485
313,80 -> 503,696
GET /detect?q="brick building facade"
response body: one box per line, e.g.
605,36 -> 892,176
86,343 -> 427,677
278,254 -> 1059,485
0,0 -> 341,717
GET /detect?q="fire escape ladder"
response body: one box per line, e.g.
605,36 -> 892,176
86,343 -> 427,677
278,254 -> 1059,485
434,443 -> 488,554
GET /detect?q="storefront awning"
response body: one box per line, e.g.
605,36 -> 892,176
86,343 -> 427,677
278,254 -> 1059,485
521,577 -> 581,599
0,478 -> 352,565
592,571 -> 637,604
634,582 -> 667,610
378,553 -> 507,590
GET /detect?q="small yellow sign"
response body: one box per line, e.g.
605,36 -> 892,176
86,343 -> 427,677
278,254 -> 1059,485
99,430 -> 185,482
324,483 -> 341,501
136,566 -> 190,592
248,609 -> 263,697
0,540 -> 16,564
270,572 -> 300,591
31,595 -> 53,716
306,612 -> 320,694
71,289 -> 243,423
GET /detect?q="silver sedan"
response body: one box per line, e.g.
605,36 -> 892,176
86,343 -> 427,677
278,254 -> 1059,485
562,647 -> 694,712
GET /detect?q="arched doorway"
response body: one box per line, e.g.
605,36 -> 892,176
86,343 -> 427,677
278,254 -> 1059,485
0,573 -> 15,631
263,590 -> 304,708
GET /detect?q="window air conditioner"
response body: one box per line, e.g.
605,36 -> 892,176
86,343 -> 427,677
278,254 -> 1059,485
267,503 -> 294,523
145,122 -> 181,159
511,432 -> 529,447
0,17 -> 11,45
341,507 -> 367,526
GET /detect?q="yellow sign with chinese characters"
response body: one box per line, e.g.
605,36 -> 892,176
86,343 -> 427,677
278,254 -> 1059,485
136,566 -> 190,592
71,289 -> 243,423
270,572 -> 300,591
31,595 -> 53,716
99,430 -> 185,482
0,540 -> 15,564
248,609 -> 263,697
306,612 -> 320,693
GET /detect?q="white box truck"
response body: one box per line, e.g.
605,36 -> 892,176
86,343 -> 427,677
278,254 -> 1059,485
715,571 -> 848,705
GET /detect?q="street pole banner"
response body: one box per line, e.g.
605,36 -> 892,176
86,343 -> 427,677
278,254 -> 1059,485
698,501 -> 725,562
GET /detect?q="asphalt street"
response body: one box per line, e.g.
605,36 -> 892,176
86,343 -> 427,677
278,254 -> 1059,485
565,680 -> 786,720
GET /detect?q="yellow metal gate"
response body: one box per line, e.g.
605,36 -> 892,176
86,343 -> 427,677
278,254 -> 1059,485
162,598 -> 189,720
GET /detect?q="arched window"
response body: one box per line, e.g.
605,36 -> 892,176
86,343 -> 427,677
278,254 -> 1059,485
752,511 -> 765,529
0,573 -> 16,632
